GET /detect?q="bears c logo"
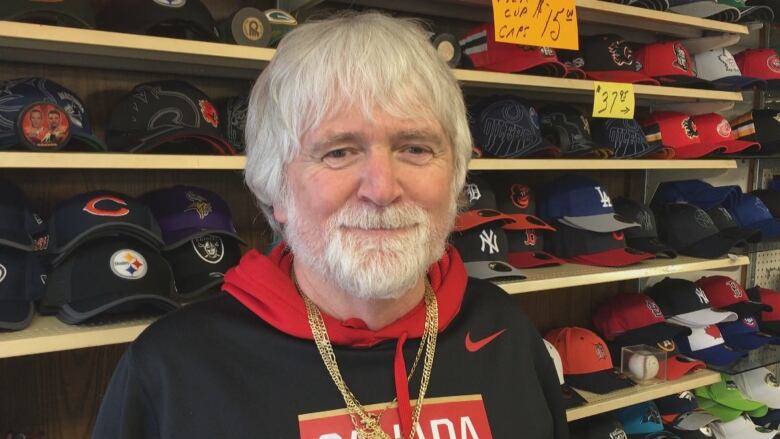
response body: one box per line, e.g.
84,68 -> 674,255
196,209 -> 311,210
83,196 -> 130,217
511,184 -> 530,209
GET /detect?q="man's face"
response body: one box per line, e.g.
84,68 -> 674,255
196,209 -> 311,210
30,111 -> 42,128
48,112 -> 60,129
275,106 -> 456,300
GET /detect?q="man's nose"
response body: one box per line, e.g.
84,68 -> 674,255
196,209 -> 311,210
356,148 -> 403,207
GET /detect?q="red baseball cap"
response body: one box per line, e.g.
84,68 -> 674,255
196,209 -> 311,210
506,229 -> 565,268
692,113 -> 761,155
634,41 -> 712,88
696,275 -> 771,318
734,48 -> 780,87
544,326 -> 635,394
459,24 -> 566,77
757,288 -> 780,336
593,293 -> 691,341
640,112 -> 725,158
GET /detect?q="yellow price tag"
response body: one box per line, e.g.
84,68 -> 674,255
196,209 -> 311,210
592,81 -> 635,119
491,0 -> 578,50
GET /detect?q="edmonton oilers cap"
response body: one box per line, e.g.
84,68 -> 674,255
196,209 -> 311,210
0,178 -> 43,251
98,0 -> 218,41
1,0 -> 96,29
0,77 -> 106,152
470,96 -> 560,158
0,247 -> 45,330
613,197 -> 677,258
450,224 -> 526,281
41,238 -> 178,324
537,174 -> 639,233
106,80 -> 234,155
163,234 -> 241,300
140,185 -> 245,250
46,190 -> 165,265
654,203 -> 745,258
591,118 -> 661,159
545,221 -> 653,267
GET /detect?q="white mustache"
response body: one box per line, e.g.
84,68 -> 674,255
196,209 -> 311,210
332,203 -> 427,230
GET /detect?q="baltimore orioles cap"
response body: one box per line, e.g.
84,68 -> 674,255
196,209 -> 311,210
1,0 -> 96,29
488,177 -> 556,232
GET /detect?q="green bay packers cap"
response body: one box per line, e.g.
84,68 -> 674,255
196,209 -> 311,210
1,0 -> 96,29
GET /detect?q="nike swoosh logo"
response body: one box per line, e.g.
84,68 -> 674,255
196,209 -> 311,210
465,329 -> 507,352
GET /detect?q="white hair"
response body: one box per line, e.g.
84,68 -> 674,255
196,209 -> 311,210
244,11 -> 472,236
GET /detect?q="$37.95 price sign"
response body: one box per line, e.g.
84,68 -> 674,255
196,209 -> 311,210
492,0 -> 578,50
592,81 -> 635,119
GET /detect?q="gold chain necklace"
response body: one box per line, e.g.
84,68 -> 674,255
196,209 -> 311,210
292,268 -> 438,439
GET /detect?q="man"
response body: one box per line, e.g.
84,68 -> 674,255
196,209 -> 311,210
42,109 -> 66,144
93,12 -> 567,439
23,108 -> 46,145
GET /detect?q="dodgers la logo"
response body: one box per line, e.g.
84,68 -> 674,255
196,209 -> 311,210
479,229 -> 499,254
192,235 -> 224,264
465,183 -> 481,203
185,191 -> 213,220
110,250 -> 148,279
695,287 -> 710,304
154,0 -> 186,7
595,186 -> 612,207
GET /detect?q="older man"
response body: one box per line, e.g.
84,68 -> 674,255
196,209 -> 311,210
93,12 -> 567,439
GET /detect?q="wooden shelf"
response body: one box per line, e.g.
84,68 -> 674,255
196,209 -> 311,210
498,255 -> 750,294
0,315 -> 154,359
566,369 -> 721,421
469,158 -> 738,170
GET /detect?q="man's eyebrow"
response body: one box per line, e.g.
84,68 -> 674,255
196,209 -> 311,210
390,129 -> 443,144
309,132 -> 364,152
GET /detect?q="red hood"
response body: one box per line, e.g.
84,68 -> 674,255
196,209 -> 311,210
222,244 -> 468,348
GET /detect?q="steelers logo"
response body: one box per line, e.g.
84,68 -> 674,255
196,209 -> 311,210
110,250 -> 148,280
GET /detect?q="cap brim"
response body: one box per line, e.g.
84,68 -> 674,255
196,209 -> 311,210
483,59 -> 566,77
586,70 -> 660,85
723,331 -> 779,350
508,250 -> 565,268
655,75 -> 715,89
711,75 -> 768,91
48,223 -> 166,264
677,233 -> 745,259
671,142 -> 726,159
58,294 -> 180,325
565,370 -> 636,394
613,323 -> 693,347
744,218 -> 780,240
559,214 -> 640,233
664,355 -> 706,380
715,139 -> 762,154
0,300 -> 34,331
721,301 -> 773,319
628,237 -> 678,258
720,226 -> 763,244
561,384 -> 588,409
162,229 -> 247,250
739,5 -> 775,22
668,308 -> 739,327
634,0 -> 670,10
680,342 -> 746,365
502,213 -> 556,231
672,410 -> 719,430
117,129 -> 236,155
463,261 -> 526,281
670,2 -> 739,18
454,209 -> 516,232
567,247 -> 653,267
564,66 -> 587,79
68,133 -> 108,151
0,229 -> 34,251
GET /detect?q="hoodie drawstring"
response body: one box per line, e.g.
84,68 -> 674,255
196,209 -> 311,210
394,331 -> 412,438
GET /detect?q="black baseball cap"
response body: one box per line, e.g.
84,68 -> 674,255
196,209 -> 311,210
646,278 -> 738,327
591,118 -> 663,159
216,96 -> 248,153
450,224 -> 527,281
706,206 -> 762,244
163,234 -> 241,300
45,190 -> 165,265
488,176 -> 556,232
0,247 -> 46,331
545,221 -> 653,267
506,229 -> 564,268
613,197 -> 677,258
97,0 -> 218,41
40,238 -> 178,324
1,0 -> 96,29
454,175 -> 516,232
654,203 -> 746,259
601,0 -> 670,10
0,178 -> 43,252
731,110 -> 780,155
538,105 -> 613,158
106,80 -> 235,155
557,34 -> 660,85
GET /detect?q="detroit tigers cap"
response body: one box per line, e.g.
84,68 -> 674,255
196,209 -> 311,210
646,278 -> 738,328
696,276 -> 771,318
0,0 -> 96,29
613,197 -> 677,258
538,105 -> 613,158
725,193 -> 780,240
543,339 -> 587,409
591,117 -> 662,159
545,221 -> 653,267
640,112 -> 725,159
40,238 -> 178,324
731,110 -> 780,155
654,203 -> 745,259
163,234 -> 240,300
106,80 -> 234,155
488,177 -> 556,231
0,178 -> 43,252
506,229 -> 564,268
634,41 -> 712,88
450,224 -> 526,281
557,34 -> 659,85
752,190 -> 780,218
734,49 -> 780,89
691,49 -> 767,91
455,175 -> 516,232
0,247 -> 46,331
674,325 -> 746,365
732,367 -> 780,409
98,0 -> 218,41
593,293 -> 691,342
692,113 -> 761,155
216,96 -> 247,153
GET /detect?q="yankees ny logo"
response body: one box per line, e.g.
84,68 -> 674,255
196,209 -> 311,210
695,287 -> 710,304
465,183 -> 481,203
595,186 -> 612,207
480,229 -> 499,254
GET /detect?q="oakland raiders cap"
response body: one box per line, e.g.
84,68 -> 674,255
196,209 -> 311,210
1,0 -> 96,29
450,224 -> 526,281
98,0 -> 218,41
164,234 -> 240,300
0,247 -> 46,331
0,178 -> 43,251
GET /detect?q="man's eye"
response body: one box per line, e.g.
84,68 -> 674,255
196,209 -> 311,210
322,148 -> 359,168
324,149 -> 350,159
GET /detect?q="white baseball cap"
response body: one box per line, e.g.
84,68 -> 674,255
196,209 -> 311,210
692,48 -> 767,90
732,367 -> 780,409
710,415 -> 776,439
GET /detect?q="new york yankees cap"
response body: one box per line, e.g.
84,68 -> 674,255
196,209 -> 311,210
674,324 -> 746,365
450,224 -> 526,281
488,176 -> 556,231
590,118 -> 662,159
506,229 -> 564,268
613,197 -> 677,258
98,0 -> 218,41
696,275 -> 771,318
734,49 -> 780,89
691,48 -> 767,91
557,34 -> 659,85
646,278 -> 738,328
0,178 -> 43,252
106,80 -> 234,155
163,234 -> 240,300
0,247 -> 46,331
543,339 -> 587,409
1,0 -> 96,29
40,238 -> 178,324
545,221 -> 653,267
634,41 -> 713,87
731,110 -> 780,155
459,24 -> 566,76
641,112 -> 725,159
454,175 -> 516,232
654,203 -> 746,259
538,105 -> 613,158
692,113 -> 761,155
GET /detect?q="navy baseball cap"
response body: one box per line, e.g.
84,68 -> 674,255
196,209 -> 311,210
506,229 -> 564,268
674,324 -> 746,366
40,238 -> 178,324
98,0 -> 219,41
0,178 -> 43,252
163,234 -> 241,300
487,177 -> 556,232
752,190 -> 780,218
591,118 -> 662,159
654,203 -> 746,259
651,179 -> 742,211
0,247 -> 46,331
450,224 -> 527,281
140,185 -> 245,250
725,193 -> 780,240
0,78 -> 106,152
537,174 -> 639,233
718,317 -> 780,351
538,105 -> 613,158
469,96 -> 561,158
455,176 -> 516,232
545,221 -> 653,267
614,197 -> 677,258
46,190 -> 165,265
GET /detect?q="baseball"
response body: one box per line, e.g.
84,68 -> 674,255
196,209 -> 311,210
628,351 -> 660,381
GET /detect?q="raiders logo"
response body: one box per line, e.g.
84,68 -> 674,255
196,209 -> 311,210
199,99 -> 219,128
110,250 -> 148,280
0,263 -> 5,284
681,117 -> 698,139
192,235 -> 224,264
766,372 -> 779,387
511,184 -> 531,209
154,0 -> 186,7
716,119 -> 732,138
594,343 -> 607,360
607,40 -> 634,67
657,340 -> 675,352
768,55 -> 780,74
672,43 -> 689,72
185,191 -> 213,220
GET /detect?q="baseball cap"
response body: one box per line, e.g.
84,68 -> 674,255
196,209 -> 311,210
710,416 -> 776,438
614,401 -> 667,437
0,77 -> 106,152
692,113 -> 761,155
725,193 -> 780,240
506,229 -> 564,268
634,41 -> 712,87
469,96 -> 561,158
537,174 -> 639,233
654,203 -> 746,259
724,0 -> 775,22
706,206 -> 763,244
668,0 -> 740,21
613,197 -> 677,258
543,339 -> 587,409
640,112 -> 725,159
45,190 -> 165,265
601,0 -> 670,10
538,105 -> 613,158
696,276 -> 771,318
569,414 -> 630,439
734,49 -> 780,88
656,392 -> 719,430
593,293 -> 691,341
745,0 -> 779,22
675,325 -> 746,365
40,238 -> 179,324
98,0 -> 218,41
459,24 -> 566,76
753,287 -> 780,335
646,278 -> 738,327
590,118 -> 663,159
164,234 -> 240,299
0,0 -> 96,28
732,367 -> 780,409
731,110 -> 780,155
544,326 -> 636,394
140,185 -> 245,250
545,222 -> 653,267
557,34 -> 659,85
454,176 -> 516,232
752,190 -> 780,218
751,409 -> 780,430
488,178 -> 556,232
718,317 -> 780,350
450,224 -> 527,281
216,96 -> 247,153
691,49 -> 767,91
0,247 -> 46,331
106,80 -> 235,155
651,179 -> 742,211
0,178 -> 43,252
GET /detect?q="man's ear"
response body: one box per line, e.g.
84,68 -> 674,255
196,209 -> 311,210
272,201 -> 288,225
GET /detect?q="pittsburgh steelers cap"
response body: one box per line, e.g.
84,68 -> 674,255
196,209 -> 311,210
163,234 -> 241,300
1,0 -> 96,29
40,238 -> 178,324
97,0 -> 218,41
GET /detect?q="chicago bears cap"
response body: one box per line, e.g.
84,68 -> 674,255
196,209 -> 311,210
591,118 -> 662,159
752,190 -> 780,218
488,177 -> 556,231
707,205 -> 763,244
557,34 -> 659,85
691,48 -> 767,91
614,402 -> 667,438
613,197 -> 677,258
709,415 -> 776,439
651,179 -> 742,211
654,203 -> 746,259
454,176 -> 516,232
45,190 -> 165,265
40,238 -> 178,324
593,293 -> 691,342
693,113 -> 761,155
0,247 -> 46,331
569,414 -> 630,439
545,221 -> 653,267
537,174 -> 639,233
696,276 -> 771,318
734,49 -> 780,88
725,193 -> 780,240
106,80 -> 234,155
216,96 -> 247,153
163,234 -> 240,299
459,24 -> 566,76
450,224 -> 526,281
674,325 -> 746,365
98,0 -> 218,41
646,278 -> 738,327
0,77 -> 106,152
0,0 -> 96,29
543,339 -> 587,409
469,96 -> 561,158
634,41 -> 713,87
538,105 -> 613,158
544,326 -> 636,394
718,317 -> 780,350
140,185 -> 244,250
731,110 -> 780,155
732,368 -> 780,409
506,229 -> 564,268
641,112 -> 725,159
668,0 -> 740,21
0,178 -> 43,251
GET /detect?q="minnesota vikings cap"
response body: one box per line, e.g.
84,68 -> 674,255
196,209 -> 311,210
692,113 -> 761,155
734,49 -> 780,89
537,174 -> 639,233
454,175 -> 516,232
654,203 -> 746,259
544,326 -> 636,394
469,96 -> 561,158
538,105 -> 613,158
0,178 -> 43,251
506,229 -> 564,268
696,276 -> 771,318
488,177 -> 556,231
0,247 -> 46,331
752,190 -> 780,218
646,278 -> 738,327
590,118 -> 662,159
718,317 -> 780,351
691,49 -> 767,91
450,224 -> 527,281
668,0 -> 740,21
1,0 -> 96,29
733,368 -> 780,409
634,41 -> 713,87
163,234 -> 240,299
543,339 -> 587,409
731,110 -> 780,155
557,34 -> 659,85
98,0 -> 218,41
0,77 -> 106,152
216,96 -> 247,153
641,112 -> 725,159
545,221 -> 653,267
140,185 -> 244,250
40,238 -> 178,324
613,197 -> 677,258
709,416 -> 776,439
459,24 -> 566,76
106,80 -> 234,155
674,325 -> 746,365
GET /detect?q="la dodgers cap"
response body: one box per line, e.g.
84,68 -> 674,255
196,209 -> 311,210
650,179 -> 742,211
98,0 -> 218,41
537,174 -> 639,233
752,190 -> 780,218
0,247 -> 46,331
40,238 -> 178,324
459,24 -> 566,76
545,222 -> 653,267
106,80 -> 235,155
450,224 -> 527,281
725,193 -> 780,240
654,203 -> 746,259
488,177 -> 556,232
691,49 -> 767,91
543,339 -> 587,409
557,34 -> 659,85
718,317 -> 780,350
613,197 -> 677,258
732,367 -> 780,409
646,278 -> 738,327
593,293 -> 691,342
140,185 -> 245,249
544,326 -> 636,394
469,96 -> 561,158
734,48 -> 780,88
696,276 -> 771,318
1,0 -> 96,29
164,234 -> 240,299
731,110 -> 780,155
0,178 -> 43,251
455,176 -> 516,232
668,0 -> 740,21
709,416 -> 776,439
674,325 -> 746,365
634,41 -> 712,88
506,229 -> 565,268
692,113 -> 761,155
591,118 -> 662,159
538,105 -> 613,158
640,112 -> 725,159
